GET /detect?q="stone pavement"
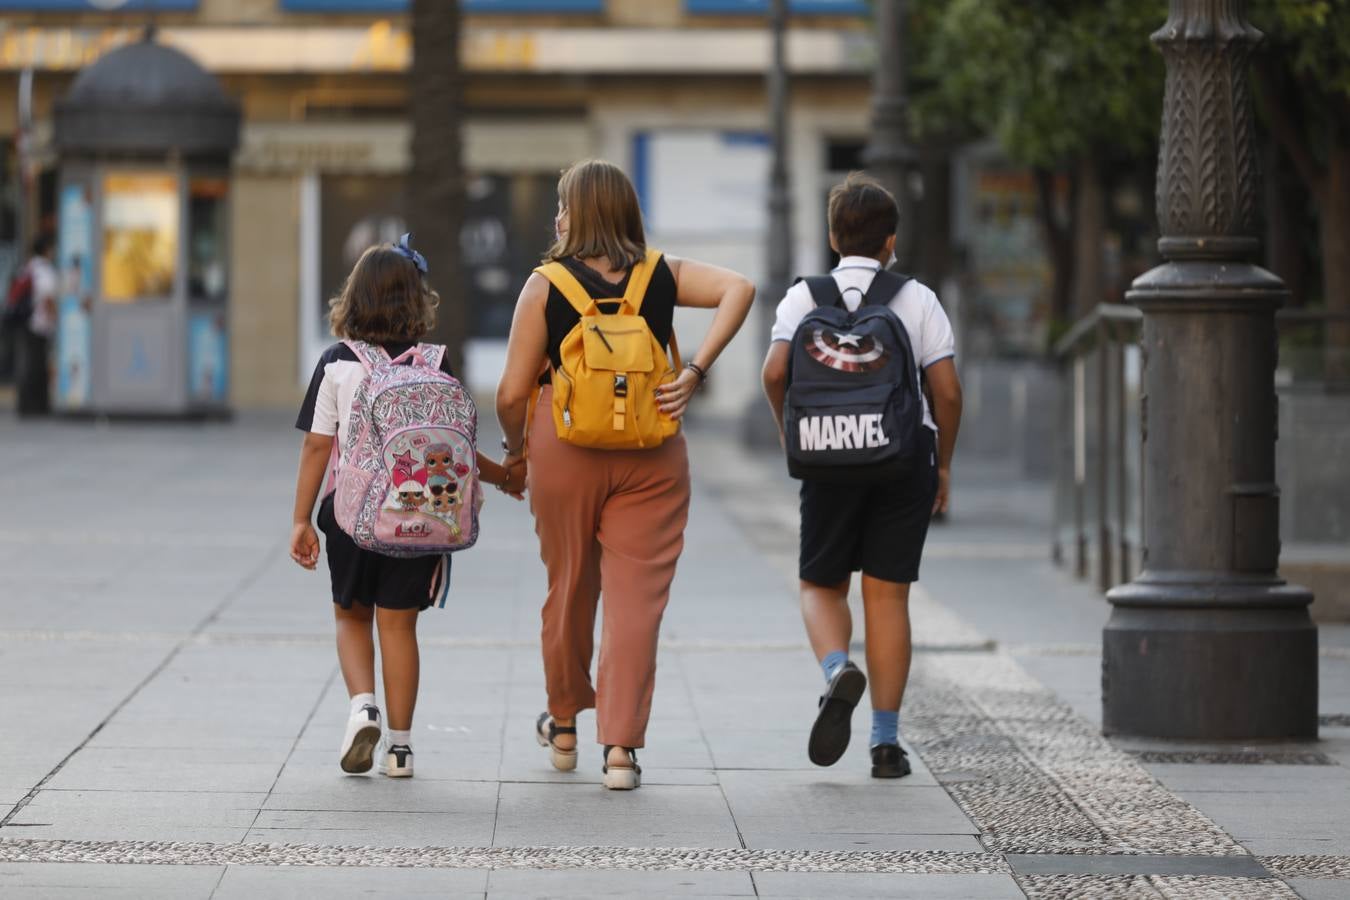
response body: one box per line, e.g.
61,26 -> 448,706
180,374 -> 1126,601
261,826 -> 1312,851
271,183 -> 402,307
0,412 -> 1347,899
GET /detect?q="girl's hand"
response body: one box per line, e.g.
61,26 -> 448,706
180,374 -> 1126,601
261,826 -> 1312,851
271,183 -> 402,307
655,368 -> 700,420
500,459 -> 527,499
290,522 -> 320,570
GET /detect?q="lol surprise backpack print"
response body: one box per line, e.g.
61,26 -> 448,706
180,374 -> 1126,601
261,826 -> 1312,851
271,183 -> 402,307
330,340 -> 482,564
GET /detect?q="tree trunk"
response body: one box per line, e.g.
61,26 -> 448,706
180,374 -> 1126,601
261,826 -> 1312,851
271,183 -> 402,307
408,0 -> 467,375
1322,145 -> 1350,382
915,144 -> 952,289
1071,157 -> 1106,321
1264,138 -> 1308,308
1034,166 -> 1076,334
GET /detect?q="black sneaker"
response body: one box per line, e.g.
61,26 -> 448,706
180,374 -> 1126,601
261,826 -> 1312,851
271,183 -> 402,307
808,661 -> 867,767
871,743 -> 911,779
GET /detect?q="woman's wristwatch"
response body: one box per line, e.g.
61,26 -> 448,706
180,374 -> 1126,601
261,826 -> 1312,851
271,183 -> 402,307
501,437 -> 525,456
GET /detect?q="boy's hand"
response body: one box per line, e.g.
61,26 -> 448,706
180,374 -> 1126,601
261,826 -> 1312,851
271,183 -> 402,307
932,468 -> 951,516
290,522 -> 320,570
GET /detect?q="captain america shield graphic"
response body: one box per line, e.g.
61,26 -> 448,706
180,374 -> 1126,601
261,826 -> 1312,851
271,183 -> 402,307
807,329 -> 890,373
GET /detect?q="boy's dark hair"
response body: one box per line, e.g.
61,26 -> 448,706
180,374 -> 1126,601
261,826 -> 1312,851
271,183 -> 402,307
828,173 -> 899,258
329,245 -> 439,343
31,234 -> 53,258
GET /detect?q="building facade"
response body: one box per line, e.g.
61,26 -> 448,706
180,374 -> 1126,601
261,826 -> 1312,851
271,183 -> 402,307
0,0 -> 876,413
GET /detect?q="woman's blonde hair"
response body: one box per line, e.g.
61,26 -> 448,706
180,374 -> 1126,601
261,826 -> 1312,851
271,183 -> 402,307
545,159 -> 647,270
328,245 -> 439,343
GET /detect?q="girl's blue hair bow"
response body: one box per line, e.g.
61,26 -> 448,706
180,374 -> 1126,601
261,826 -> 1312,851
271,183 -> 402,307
393,233 -> 428,275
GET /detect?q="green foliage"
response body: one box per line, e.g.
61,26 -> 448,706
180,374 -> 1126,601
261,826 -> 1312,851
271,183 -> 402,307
911,0 -> 1167,167
1251,0 -> 1350,97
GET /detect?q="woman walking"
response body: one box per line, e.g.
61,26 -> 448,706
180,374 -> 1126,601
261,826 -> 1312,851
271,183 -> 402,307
495,159 -> 754,789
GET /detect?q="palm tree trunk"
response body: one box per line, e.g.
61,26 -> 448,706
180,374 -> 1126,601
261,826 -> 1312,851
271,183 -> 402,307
408,0 -> 467,375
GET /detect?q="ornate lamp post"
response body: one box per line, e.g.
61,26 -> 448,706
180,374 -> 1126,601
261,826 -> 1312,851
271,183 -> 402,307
1103,0 -> 1317,739
862,0 -> 913,268
766,0 -> 793,312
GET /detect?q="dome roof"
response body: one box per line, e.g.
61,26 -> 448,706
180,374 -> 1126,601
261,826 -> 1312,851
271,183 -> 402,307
55,33 -> 240,157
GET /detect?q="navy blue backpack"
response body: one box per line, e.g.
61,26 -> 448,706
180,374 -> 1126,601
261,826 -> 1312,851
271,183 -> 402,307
783,270 -> 924,484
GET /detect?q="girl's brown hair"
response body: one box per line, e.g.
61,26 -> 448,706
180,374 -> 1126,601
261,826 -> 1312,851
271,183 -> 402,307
328,245 -> 439,343
545,159 -> 647,270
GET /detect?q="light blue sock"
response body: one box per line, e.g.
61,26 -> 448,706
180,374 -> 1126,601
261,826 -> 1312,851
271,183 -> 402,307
871,710 -> 899,747
820,650 -> 849,683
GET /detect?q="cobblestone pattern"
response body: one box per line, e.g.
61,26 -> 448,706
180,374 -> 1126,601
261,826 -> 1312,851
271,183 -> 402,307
1263,855 -> 1350,879
1014,875 -> 1301,899
0,840 -> 1008,875
1125,749 -> 1334,766
905,653 -> 1247,857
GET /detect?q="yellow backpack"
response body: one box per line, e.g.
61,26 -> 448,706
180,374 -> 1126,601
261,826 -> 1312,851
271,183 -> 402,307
534,249 -> 682,450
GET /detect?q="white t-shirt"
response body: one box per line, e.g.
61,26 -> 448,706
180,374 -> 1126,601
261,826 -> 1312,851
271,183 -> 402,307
771,256 -> 956,431
26,256 -> 59,338
296,342 -> 454,459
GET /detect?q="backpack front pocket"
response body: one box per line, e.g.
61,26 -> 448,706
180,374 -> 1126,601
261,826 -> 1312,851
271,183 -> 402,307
785,382 -> 909,474
582,317 -> 655,373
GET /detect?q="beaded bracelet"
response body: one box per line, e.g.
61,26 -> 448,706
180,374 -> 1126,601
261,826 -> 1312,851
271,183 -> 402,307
685,362 -> 708,383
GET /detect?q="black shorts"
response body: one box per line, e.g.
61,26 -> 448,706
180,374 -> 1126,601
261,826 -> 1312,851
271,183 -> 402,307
798,428 -> 938,586
317,493 -> 444,611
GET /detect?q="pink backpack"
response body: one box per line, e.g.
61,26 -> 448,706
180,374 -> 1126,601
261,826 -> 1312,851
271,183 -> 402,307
329,341 -> 481,602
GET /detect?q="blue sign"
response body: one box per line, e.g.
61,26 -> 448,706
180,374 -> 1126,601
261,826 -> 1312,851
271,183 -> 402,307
687,0 -> 867,12
280,0 -> 603,11
0,1 -> 198,9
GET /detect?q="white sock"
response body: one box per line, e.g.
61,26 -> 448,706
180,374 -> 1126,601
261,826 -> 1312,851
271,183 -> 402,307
349,693 -> 377,716
388,729 -> 412,748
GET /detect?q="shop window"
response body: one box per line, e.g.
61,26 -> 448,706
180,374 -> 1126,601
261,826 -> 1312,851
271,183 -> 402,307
101,172 -> 178,302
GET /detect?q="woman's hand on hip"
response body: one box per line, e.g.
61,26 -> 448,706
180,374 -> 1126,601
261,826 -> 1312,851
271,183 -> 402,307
655,368 -> 700,420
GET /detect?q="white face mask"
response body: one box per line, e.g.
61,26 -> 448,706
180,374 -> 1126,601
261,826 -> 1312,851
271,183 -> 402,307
886,250 -> 898,269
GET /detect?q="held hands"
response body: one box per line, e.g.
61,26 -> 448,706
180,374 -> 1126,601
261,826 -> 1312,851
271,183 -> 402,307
655,367 -> 701,420
289,522 -> 319,570
497,453 -> 527,501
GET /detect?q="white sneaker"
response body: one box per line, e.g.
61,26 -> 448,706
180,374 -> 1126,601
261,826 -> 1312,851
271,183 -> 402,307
379,742 -> 414,778
339,703 -> 382,774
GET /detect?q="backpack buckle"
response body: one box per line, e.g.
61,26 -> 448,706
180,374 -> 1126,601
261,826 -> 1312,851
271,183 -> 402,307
614,374 -> 629,397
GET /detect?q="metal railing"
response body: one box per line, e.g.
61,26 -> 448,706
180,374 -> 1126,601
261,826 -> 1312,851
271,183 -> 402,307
1052,304 -> 1144,594
1050,303 -> 1350,593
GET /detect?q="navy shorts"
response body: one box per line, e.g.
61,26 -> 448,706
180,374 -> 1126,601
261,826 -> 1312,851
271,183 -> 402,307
798,428 -> 938,586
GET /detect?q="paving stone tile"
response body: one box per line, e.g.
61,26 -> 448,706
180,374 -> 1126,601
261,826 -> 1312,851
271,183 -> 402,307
43,748 -> 284,793
718,773 -> 970,836
752,871 -> 1025,898
1144,763 -> 1350,794
493,782 -> 740,849
486,868 -> 755,898
1282,878 -> 1350,900
247,809 -> 498,847
1177,789 -> 1350,842
0,862 -> 225,899
214,865 -> 488,899
263,778 -> 499,814
739,831 -> 987,852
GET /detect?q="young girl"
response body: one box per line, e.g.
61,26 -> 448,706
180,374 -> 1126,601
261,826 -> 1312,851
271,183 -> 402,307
290,237 -> 523,778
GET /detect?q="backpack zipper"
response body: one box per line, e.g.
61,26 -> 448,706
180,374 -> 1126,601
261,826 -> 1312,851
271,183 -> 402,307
555,368 -> 575,427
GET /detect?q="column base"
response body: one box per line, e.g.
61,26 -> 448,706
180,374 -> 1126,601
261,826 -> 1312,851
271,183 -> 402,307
1103,577 -> 1318,740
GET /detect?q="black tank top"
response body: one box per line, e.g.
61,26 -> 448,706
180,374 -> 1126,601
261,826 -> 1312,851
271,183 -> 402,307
541,255 -> 677,377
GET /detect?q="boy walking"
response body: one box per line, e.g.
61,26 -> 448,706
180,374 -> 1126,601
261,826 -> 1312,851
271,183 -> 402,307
761,174 -> 962,778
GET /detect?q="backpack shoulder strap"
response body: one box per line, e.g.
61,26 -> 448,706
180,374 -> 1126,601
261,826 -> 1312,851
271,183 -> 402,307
344,339 -> 389,374
861,270 -> 913,309
801,275 -> 844,309
622,249 -> 664,315
416,343 -> 447,371
534,261 -> 595,317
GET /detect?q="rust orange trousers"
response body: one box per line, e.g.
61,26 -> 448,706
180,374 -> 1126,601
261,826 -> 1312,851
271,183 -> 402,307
527,387 -> 691,748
